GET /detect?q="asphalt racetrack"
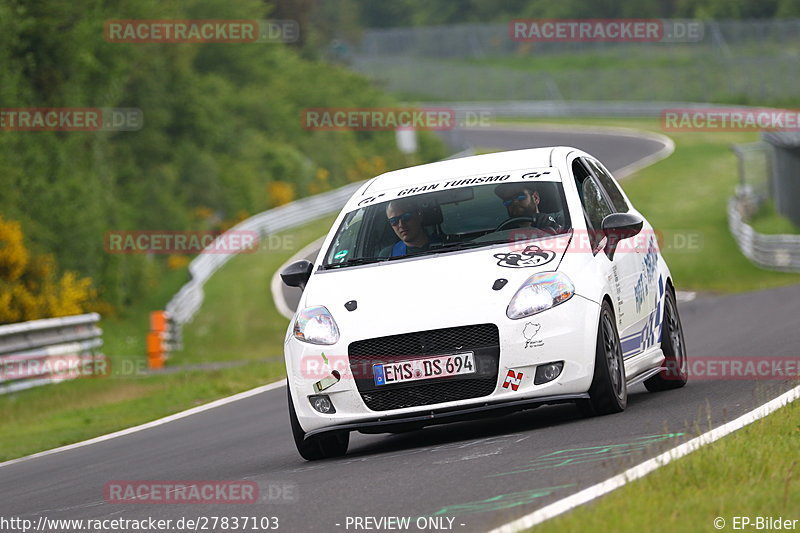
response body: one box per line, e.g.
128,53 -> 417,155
2,126 -> 798,533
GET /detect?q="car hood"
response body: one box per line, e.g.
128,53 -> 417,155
301,235 -> 571,339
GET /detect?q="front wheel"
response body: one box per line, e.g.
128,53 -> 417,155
578,300 -> 627,416
288,389 -> 349,461
644,286 -> 688,391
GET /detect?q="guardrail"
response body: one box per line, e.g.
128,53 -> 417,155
351,21 -> 800,103
165,146 -> 479,328
728,196 -> 800,272
169,100 -> 784,328
166,100 -> 796,334
0,313 -> 105,395
425,100 -> 752,119
165,182 -> 365,326
728,142 -> 800,272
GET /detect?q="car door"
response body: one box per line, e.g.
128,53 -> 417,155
571,157 -> 642,348
583,157 -> 654,358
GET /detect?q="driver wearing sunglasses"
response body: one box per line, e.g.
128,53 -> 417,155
495,183 -> 561,231
384,199 -> 438,257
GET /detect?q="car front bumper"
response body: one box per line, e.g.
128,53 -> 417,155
285,295 -> 600,436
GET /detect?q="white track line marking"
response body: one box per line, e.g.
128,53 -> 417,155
270,124 -> 680,320
471,123 -> 675,181
271,236 -> 327,320
0,127 -> 677,472
676,291 -> 697,302
613,136 -> 674,180
270,127 -> 673,320
488,384 -> 800,533
0,380 -> 287,470
470,123 -> 675,178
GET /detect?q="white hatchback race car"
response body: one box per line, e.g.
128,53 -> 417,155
281,146 -> 688,460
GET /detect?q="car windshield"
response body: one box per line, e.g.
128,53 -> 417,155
322,180 -> 571,269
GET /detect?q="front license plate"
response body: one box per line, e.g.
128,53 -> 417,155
373,352 -> 475,386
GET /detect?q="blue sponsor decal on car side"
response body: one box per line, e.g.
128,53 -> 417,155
623,274 -> 666,359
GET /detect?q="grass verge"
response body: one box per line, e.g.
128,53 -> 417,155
382,43 -> 800,106
0,362 -> 286,462
496,117 -> 800,292
4,119 -> 799,462
174,214 -> 336,364
750,200 -> 800,235
0,216 -> 333,461
529,395 -> 800,533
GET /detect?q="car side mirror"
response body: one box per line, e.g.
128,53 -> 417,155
280,260 -> 314,290
601,213 -> 643,260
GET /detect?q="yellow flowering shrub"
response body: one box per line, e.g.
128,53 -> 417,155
0,216 -> 28,282
191,206 -> 215,221
345,156 -> 388,183
308,167 -> 332,195
0,215 -> 97,324
167,254 -> 191,270
268,180 -> 295,207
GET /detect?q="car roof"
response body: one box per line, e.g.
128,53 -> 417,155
362,146 -> 577,195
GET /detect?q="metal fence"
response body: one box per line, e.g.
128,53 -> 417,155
344,20 -> 800,104
431,99 -> 746,119
355,20 -> 800,59
728,142 -> 800,272
166,102 -> 800,329
0,313 -> 104,394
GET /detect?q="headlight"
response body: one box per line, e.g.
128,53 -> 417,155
506,272 -> 574,319
293,306 -> 340,345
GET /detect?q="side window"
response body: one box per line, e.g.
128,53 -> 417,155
572,158 -> 613,251
583,178 -> 613,230
571,159 -> 592,205
325,209 -> 364,264
586,159 -> 629,213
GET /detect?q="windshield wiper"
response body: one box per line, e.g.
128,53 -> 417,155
417,240 -> 507,256
322,257 -> 390,270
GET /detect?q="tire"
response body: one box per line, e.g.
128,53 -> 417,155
644,286 -> 689,392
287,389 -> 349,461
578,300 -> 627,416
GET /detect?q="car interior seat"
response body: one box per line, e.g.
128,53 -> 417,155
419,198 -> 448,242
535,182 -> 566,228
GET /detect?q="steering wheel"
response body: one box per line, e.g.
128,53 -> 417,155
494,217 -> 534,232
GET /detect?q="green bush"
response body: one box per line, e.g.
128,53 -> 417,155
0,0 -> 445,314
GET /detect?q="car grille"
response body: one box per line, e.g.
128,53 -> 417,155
348,324 -> 500,412
359,378 -> 498,411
